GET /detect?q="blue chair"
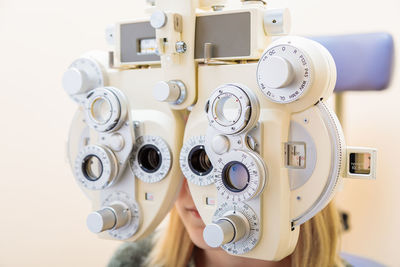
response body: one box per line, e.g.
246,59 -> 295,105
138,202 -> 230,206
311,32 -> 394,92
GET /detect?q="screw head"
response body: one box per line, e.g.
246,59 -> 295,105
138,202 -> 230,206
175,41 -> 187,54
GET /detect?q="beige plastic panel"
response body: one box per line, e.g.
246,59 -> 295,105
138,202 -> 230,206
155,0 -> 198,110
189,40 -> 336,259
190,63 -> 297,260
289,106 -> 333,219
68,68 -> 185,242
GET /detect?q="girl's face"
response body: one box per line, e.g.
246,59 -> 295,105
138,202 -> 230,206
175,178 -> 212,250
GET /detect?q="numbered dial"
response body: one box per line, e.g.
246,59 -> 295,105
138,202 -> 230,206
130,136 -> 172,183
207,84 -> 259,135
257,44 -> 313,103
180,136 -> 214,186
213,201 -> 260,255
84,87 -> 127,133
102,191 -> 141,240
74,145 -> 118,190
213,150 -> 266,202
62,57 -> 106,99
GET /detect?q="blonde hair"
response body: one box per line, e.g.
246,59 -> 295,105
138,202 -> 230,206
148,202 -> 343,267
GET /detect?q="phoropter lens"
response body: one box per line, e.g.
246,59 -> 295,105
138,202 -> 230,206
188,145 -> 213,176
138,144 -> 162,173
214,93 -> 241,126
91,97 -> 112,124
82,155 -> 103,181
222,161 -> 249,192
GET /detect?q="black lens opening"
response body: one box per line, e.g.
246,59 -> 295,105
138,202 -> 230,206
138,144 -> 162,173
82,154 -> 103,181
222,161 -> 250,192
188,145 -> 213,176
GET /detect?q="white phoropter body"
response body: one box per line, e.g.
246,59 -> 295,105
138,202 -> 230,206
182,36 -> 376,261
64,52 -> 185,242
64,0 -> 377,262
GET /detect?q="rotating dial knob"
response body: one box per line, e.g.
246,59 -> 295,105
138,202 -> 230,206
203,214 -> 249,248
262,56 -> 294,89
153,80 -> 186,104
86,204 -> 130,233
63,57 -> 106,97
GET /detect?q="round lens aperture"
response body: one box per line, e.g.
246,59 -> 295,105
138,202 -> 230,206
222,161 -> 249,192
82,155 -> 104,181
215,93 -> 241,126
188,145 -> 213,176
137,144 -> 162,173
91,97 -> 112,124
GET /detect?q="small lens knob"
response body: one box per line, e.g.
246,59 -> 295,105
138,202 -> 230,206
86,204 -> 130,234
203,214 -> 249,248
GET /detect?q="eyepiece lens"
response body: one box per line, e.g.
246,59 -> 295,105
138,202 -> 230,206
215,94 -> 241,126
222,161 -> 249,192
188,145 -> 213,176
82,155 -> 103,181
91,97 -> 112,124
138,145 -> 162,173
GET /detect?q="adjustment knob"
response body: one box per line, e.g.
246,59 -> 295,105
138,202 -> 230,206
63,57 -> 106,97
62,68 -> 88,95
153,80 -> 186,104
150,10 -> 167,29
203,214 -> 249,248
262,56 -> 294,89
86,204 -> 130,234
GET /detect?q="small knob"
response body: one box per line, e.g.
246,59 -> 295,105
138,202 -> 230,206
153,80 -> 186,104
86,204 -> 130,234
62,68 -> 88,95
203,219 -> 235,247
212,135 -> 230,155
203,214 -> 249,248
262,56 -> 294,89
150,10 -> 167,29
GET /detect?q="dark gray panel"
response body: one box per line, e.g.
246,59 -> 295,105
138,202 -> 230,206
195,12 -> 251,59
120,22 -> 160,63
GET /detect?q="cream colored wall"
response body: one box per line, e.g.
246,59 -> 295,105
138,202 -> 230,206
0,0 -> 398,267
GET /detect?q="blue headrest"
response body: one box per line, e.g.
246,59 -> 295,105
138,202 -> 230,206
310,33 -> 394,92
341,252 -> 387,267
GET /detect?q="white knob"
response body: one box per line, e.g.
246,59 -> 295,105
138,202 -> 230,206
62,68 -> 88,95
153,81 -> 183,103
150,10 -> 167,29
212,135 -> 230,155
203,214 -> 250,248
86,204 -> 129,234
203,219 -> 235,247
262,56 -> 294,89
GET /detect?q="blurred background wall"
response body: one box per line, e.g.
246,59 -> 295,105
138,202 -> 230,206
0,0 -> 398,266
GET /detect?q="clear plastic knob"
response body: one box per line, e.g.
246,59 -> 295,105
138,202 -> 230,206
203,214 -> 249,248
86,204 -> 130,234
262,56 -> 294,89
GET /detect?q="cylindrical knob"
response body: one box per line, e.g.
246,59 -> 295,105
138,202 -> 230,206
262,56 -> 294,89
264,8 -> 291,36
203,219 -> 235,248
62,68 -> 88,95
153,80 -> 185,104
150,10 -> 167,29
203,214 -> 249,248
86,204 -> 130,234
